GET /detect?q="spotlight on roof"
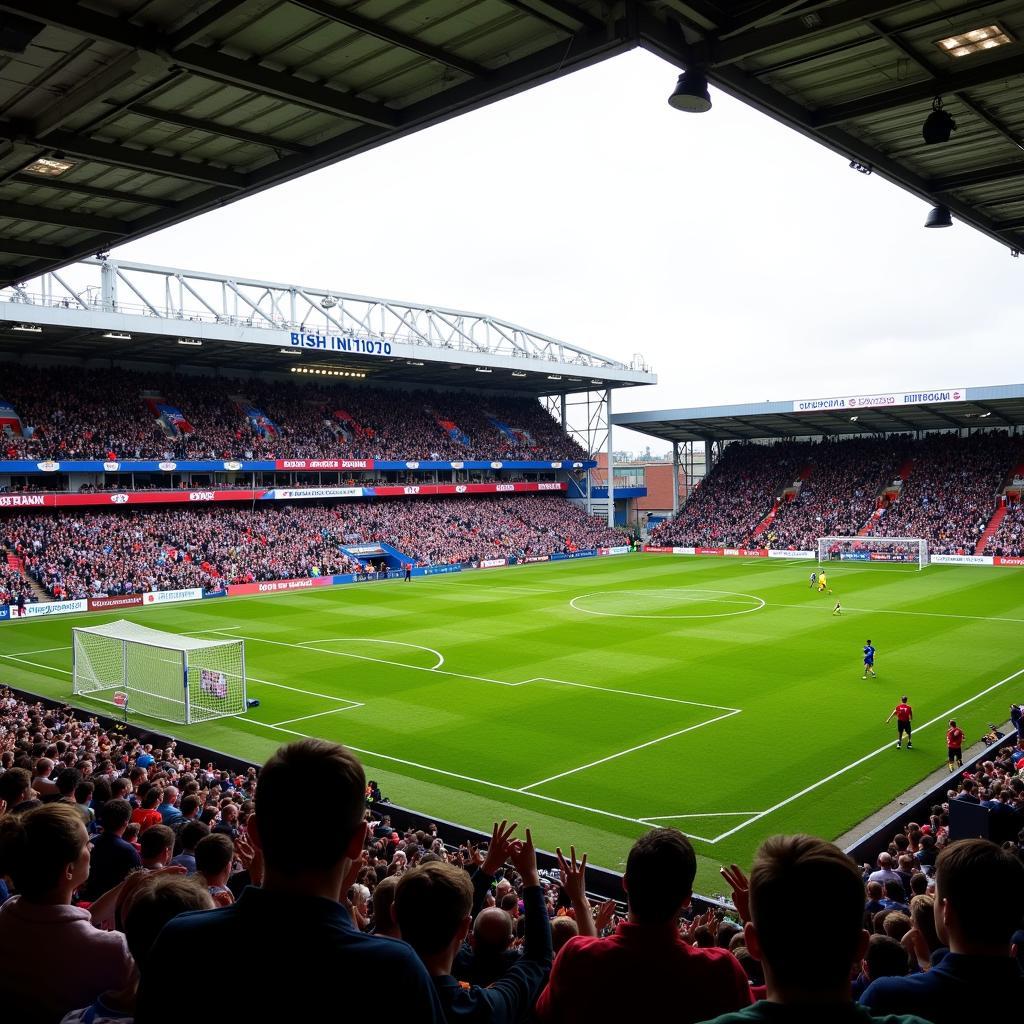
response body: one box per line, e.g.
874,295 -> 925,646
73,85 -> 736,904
511,371 -> 528,378
924,204 -> 952,228
12,323 -> 41,333
922,97 -> 955,144
849,416 -> 859,422
474,367 -> 493,374
849,159 -> 872,175
101,331 -> 131,340
668,69 -> 711,113
320,295 -> 337,309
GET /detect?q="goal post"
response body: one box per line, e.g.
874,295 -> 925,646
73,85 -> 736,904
816,536 -> 929,570
72,620 -> 247,724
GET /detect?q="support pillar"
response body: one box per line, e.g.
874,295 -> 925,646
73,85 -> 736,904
672,441 -> 680,515
606,390 -> 615,528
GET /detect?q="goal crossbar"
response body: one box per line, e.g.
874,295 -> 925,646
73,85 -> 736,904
72,620 -> 247,724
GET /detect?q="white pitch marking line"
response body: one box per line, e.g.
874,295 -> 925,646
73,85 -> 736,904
237,717 -> 652,828
518,709 -> 741,791
527,677 -> 738,712
638,812 -> 762,821
0,645 -> 72,657
706,664 -> 1024,846
569,588 -> 766,621
224,632 -> 734,709
1,655 -> 71,675
767,602 -> 1024,625
186,625 -> 242,633
299,637 -> 445,671
271,704 -> 364,727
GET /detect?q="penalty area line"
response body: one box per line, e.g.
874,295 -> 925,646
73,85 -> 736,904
237,716 -> 652,828
519,709 -> 741,792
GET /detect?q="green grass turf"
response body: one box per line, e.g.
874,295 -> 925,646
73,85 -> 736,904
2,554 -> 1023,894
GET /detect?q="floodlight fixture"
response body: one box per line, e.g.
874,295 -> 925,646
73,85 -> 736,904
924,204 -> 952,228
922,97 -> 955,144
668,70 -> 711,113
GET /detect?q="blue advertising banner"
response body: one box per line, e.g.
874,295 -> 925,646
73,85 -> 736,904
0,605 -> 9,620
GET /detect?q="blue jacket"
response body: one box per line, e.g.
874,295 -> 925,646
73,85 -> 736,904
861,952 -> 1024,1023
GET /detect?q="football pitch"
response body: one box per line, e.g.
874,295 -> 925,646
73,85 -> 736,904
2,554 -> 1022,892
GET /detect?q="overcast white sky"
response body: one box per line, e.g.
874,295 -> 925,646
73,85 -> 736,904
109,48 -> 1023,454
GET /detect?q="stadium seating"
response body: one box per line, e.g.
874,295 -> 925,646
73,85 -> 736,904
984,499 -> 1024,557
0,497 -> 622,600
0,366 -> 585,461
652,433 -> 1024,554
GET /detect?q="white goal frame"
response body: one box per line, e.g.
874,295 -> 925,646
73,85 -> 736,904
72,620 -> 247,724
816,536 -> 929,570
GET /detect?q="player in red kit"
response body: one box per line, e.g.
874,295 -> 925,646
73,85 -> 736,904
946,719 -> 964,771
885,696 -> 913,750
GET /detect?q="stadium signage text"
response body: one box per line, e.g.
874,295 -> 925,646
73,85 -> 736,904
792,388 -> 965,413
289,332 -> 392,355
143,588 -> 204,604
89,595 -> 143,611
276,459 -> 373,470
0,494 -> 46,507
480,558 -> 507,569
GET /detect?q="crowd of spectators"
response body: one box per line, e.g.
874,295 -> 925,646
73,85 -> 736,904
768,438 -> 908,551
0,366 -> 586,462
867,432 -> 1023,555
0,690 -> 1021,1023
984,498 -> 1024,558
650,432 -> 1023,554
0,496 -> 623,599
649,442 -> 810,548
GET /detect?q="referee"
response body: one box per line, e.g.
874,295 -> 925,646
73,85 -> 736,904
885,696 -> 913,750
946,719 -> 964,772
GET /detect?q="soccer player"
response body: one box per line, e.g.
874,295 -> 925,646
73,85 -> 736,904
862,640 -> 877,679
946,719 -> 964,772
832,600 -> 842,616
886,696 -> 913,749
817,570 -> 831,594
809,571 -> 818,589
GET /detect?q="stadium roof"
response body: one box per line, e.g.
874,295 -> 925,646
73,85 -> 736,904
0,258 -> 655,395
3,2 -> 1024,288
612,383 -> 1024,442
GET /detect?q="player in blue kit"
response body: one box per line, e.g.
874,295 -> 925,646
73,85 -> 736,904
809,571 -> 818,589
862,640 -> 877,679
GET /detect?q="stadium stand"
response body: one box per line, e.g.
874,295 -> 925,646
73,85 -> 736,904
650,433 -> 1024,555
0,497 -> 622,600
767,438 -> 909,551
0,366 -> 586,462
865,433 -> 1023,556
984,498 -> 1024,558
0,690 -> 1021,1023
647,442 -> 811,548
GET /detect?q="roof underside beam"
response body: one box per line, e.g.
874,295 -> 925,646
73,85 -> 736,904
28,128 -> 247,189
708,0 -> 903,66
125,103 -> 308,154
289,0 -> 489,78
10,175 -> 178,208
931,161 -> 1024,193
812,52 -> 1024,127
0,0 -> 398,129
0,199 -> 129,234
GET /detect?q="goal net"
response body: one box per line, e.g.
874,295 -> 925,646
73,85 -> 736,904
72,620 -> 247,724
816,536 -> 929,570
